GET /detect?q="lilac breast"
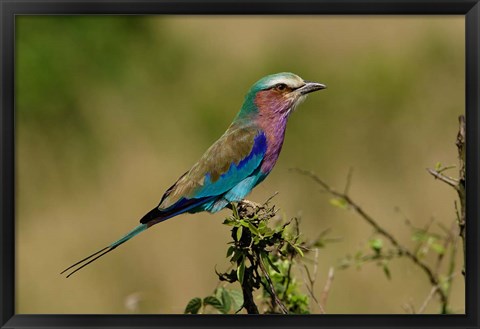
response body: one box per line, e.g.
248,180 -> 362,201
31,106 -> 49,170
253,89 -> 294,174
257,113 -> 289,174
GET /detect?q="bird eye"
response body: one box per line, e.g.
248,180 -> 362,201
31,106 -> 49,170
275,83 -> 287,91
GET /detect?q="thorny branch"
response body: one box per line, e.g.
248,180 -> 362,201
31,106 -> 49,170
291,115 -> 466,314
222,199 -> 292,314
291,168 -> 449,313
417,285 -> 440,314
427,115 -> 466,278
320,267 -> 335,313
417,271 -> 461,314
301,248 -> 324,313
426,169 -> 458,188
257,255 -> 289,314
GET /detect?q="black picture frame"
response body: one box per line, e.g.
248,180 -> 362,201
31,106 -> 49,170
1,1 -> 479,328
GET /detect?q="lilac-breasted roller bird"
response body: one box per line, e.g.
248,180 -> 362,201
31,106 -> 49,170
61,72 -> 326,277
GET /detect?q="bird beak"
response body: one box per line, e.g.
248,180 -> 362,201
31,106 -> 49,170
297,81 -> 326,95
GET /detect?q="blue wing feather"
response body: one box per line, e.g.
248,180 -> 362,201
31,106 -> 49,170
142,130 -> 268,224
194,132 -> 266,198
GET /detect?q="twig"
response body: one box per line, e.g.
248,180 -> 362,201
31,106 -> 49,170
258,255 -> 289,314
426,169 -> 458,189
417,271 -> 461,314
344,167 -> 354,195
291,168 -> 449,312
263,191 -> 279,206
427,115 -> 465,279
302,248 -> 324,313
455,116 -> 466,278
283,255 -> 294,302
312,248 -> 319,284
320,267 -> 335,313
402,301 -> 416,314
417,286 -> 439,314
241,279 -> 259,314
303,248 -> 325,314
445,229 -> 459,300
413,217 -> 435,257
301,264 -> 324,314
434,220 -> 456,276
283,217 -> 301,301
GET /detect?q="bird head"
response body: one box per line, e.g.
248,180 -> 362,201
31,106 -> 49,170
239,72 -> 326,119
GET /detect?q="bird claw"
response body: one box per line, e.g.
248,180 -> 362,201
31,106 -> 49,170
236,200 -> 263,218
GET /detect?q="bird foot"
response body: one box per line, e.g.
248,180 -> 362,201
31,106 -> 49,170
239,199 -> 263,209
236,199 -> 264,218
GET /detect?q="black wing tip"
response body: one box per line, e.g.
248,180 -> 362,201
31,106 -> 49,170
140,207 -> 162,224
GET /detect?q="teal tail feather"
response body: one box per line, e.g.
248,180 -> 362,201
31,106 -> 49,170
61,224 -> 148,278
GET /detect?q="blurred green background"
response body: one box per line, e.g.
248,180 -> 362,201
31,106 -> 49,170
15,16 -> 464,314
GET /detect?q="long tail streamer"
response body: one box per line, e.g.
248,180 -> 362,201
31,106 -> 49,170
61,224 -> 147,278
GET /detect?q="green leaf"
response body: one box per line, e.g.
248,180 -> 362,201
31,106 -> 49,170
226,246 -> 235,258
431,243 -> 445,255
261,252 -> 281,273
382,262 -> 391,280
203,296 -> 224,313
236,226 -> 243,241
438,165 -> 456,174
228,289 -> 244,311
369,238 -> 383,252
314,240 -> 326,248
338,257 -> 352,269
258,221 -> 267,233
223,218 -> 235,226
439,275 -> 450,293
353,251 -> 364,268
220,288 -> 232,313
435,162 -> 442,171
411,231 -> 423,242
184,297 -> 202,314
292,243 -> 304,257
231,250 -> 243,263
329,197 -> 348,209
237,258 -> 246,283
215,287 -> 224,300
232,204 -> 239,219
263,228 -> 275,237
247,222 -> 259,236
